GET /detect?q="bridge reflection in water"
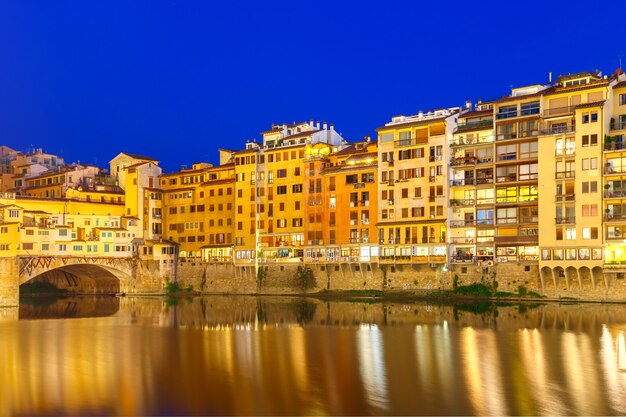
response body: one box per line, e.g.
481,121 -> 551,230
1,297 -> 626,415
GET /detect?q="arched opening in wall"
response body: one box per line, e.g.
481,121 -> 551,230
578,266 -> 593,290
20,264 -> 128,295
539,267 -> 552,290
553,267 -> 565,289
565,266 -> 578,291
592,266 -> 605,290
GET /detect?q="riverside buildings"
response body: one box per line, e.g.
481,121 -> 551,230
2,67 -> 626,294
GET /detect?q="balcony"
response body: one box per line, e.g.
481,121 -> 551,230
429,155 -> 443,162
538,124 -> 576,135
475,177 -> 494,185
604,139 -> 626,151
542,106 -> 575,118
450,178 -> 475,187
455,119 -> 493,132
496,174 -> 517,183
429,176 -> 436,183
353,182 -> 365,189
555,193 -> 575,202
360,200 -> 370,207
555,171 -> 575,180
494,235 -> 538,245
605,214 -> 626,222
610,120 -> 626,131
451,135 -> 495,147
448,237 -> 475,244
496,110 -> 518,120
555,217 -> 576,225
450,219 -> 475,228
450,199 -> 475,207
395,137 -> 426,147
450,156 -> 477,166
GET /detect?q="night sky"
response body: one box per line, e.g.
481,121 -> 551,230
0,0 -> 624,172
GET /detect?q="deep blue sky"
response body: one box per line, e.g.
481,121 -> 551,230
0,1 -> 624,172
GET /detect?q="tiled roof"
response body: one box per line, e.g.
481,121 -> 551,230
575,100 -> 606,109
613,80 -> 626,89
375,114 -> 451,131
122,152 -> 158,161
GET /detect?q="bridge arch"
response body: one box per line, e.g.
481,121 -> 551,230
19,256 -> 135,294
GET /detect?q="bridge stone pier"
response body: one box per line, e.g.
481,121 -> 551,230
0,255 -> 175,307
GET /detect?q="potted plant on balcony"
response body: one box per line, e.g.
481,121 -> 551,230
605,183 -> 612,197
611,117 -> 616,131
605,135 -> 615,151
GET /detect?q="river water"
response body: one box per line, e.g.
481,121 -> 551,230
2,296 -> 626,416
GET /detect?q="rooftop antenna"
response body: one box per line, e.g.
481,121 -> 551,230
549,71 -> 552,84
619,55 -> 623,69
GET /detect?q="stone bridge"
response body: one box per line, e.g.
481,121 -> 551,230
0,255 -> 174,307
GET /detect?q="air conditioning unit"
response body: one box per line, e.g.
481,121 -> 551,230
389,239 -> 394,244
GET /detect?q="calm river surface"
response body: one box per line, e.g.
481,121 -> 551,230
2,296 -> 626,416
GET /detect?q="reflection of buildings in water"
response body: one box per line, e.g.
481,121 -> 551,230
618,331 -> 626,371
601,325 -> 626,415
562,331 -> 603,415
460,327 -> 507,416
518,328 -> 567,416
357,324 -> 389,411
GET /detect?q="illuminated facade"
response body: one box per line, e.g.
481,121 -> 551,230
4,67 -> 626,290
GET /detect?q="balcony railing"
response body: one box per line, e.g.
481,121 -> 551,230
606,214 -> 626,221
450,198 -> 475,207
450,178 -> 475,187
450,219 -> 475,228
450,156 -> 477,166
555,217 -> 576,224
555,171 -> 575,179
448,237 -> 475,244
475,177 -> 494,185
451,135 -> 495,147
610,120 -> 626,131
395,137 -> 426,147
496,110 -> 518,120
555,193 -> 575,202
604,140 -> 626,151
455,119 -> 493,132
538,124 -> 576,135
542,106 -> 575,117
496,175 -> 517,183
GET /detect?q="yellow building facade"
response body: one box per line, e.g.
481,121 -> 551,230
376,109 -> 457,265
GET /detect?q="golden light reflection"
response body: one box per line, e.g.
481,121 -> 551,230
460,327 -> 507,416
3,298 -> 626,415
357,324 -> 390,411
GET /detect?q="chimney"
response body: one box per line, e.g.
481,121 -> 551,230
316,121 -> 320,130
465,100 -> 472,110
310,119 -> 314,128
330,124 -> 335,131
477,98 -> 482,104
323,122 -> 328,130
364,136 -> 370,142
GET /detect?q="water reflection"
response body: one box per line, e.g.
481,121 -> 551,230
1,297 -> 626,415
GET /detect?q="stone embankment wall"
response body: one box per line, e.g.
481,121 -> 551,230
175,261 -> 626,302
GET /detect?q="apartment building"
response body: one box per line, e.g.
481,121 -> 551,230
448,100 -> 496,265
376,108 -> 458,265
161,161 -> 235,262
317,138 -> 379,263
537,71 -> 608,283
230,121 -> 345,264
